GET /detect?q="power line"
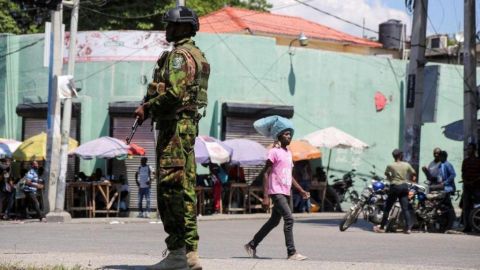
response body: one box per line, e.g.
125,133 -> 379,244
0,38 -> 44,59
80,5 -> 163,19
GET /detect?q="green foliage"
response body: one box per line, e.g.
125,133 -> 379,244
1,0 -> 273,33
76,0 -> 272,31
0,0 -> 46,34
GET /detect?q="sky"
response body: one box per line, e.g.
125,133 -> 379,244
268,0 -> 472,40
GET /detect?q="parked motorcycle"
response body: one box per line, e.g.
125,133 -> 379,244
331,169 -> 359,205
339,171 -> 388,231
386,182 -> 455,233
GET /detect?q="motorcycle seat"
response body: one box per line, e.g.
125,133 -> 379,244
426,191 -> 446,200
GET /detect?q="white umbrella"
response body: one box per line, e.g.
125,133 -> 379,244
304,127 -> 369,150
0,139 -> 22,158
71,136 -> 129,160
304,127 -> 369,176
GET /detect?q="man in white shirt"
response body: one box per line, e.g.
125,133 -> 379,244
135,157 -> 154,218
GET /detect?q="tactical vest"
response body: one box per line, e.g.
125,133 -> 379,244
151,40 -> 210,120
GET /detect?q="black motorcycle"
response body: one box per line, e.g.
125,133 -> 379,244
386,182 -> 455,233
331,169 -> 359,205
339,173 -> 388,231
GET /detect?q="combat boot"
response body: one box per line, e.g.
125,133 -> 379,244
147,247 -> 189,270
186,251 -> 202,270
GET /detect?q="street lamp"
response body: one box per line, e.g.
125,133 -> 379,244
289,32 -> 309,55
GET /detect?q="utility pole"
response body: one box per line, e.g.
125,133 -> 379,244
403,0 -> 428,173
44,3 -> 63,216
53,0 -> 80,222
464,0 -> 478,155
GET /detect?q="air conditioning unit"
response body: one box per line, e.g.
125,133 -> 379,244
427,35 -> 448,49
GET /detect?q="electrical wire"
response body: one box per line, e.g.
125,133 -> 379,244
0,38 -> 44,59
80,5 -> 163,20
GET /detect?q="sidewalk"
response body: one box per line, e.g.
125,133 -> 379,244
1,252 -> 473,270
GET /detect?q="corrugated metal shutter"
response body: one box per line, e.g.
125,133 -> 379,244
111,117 -> 157,212
23,117 -> 79,208
23,117 -> 78,181
224,117 -> 272,184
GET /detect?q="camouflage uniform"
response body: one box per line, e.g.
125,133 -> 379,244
145,37 -> 209,253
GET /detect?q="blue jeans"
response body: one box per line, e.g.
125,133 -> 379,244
138,187 -> 150,213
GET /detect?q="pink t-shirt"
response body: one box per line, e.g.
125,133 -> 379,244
267,147 -> 293,196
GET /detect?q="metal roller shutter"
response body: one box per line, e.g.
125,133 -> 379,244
224,116 -> 273,184
111,117 -> 157,212
23,117 -> 78,181
23,117 -> 79,208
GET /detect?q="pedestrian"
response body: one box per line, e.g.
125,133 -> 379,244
208,163 -> 227,214
22,161 -> 46,222
461,143 -> 480,232
0,158 -> 15,220
244,115 -> 309,261
135,157 -> 153,218
134,6 -> 209,270
374,149 -> 416,234
422,147 -> 441,182
437,150 -> 457,230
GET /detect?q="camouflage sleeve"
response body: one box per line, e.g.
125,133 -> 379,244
145,51 -> 194,108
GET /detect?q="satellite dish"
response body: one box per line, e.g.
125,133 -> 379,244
455,32 -> 464,43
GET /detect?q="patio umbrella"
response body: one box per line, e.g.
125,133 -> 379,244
303,127 -> 369,175
0,139 -> 22,158
13,132 -> 78,161
268,140 -> 321,161
287,140 -> 322,161
223,138 -> 267,166
194,136 -> 233,164
71,136 -> 129,160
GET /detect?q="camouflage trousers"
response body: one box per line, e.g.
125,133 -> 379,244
156,119 -> 198,252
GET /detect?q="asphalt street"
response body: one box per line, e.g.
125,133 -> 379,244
0,213 -> 478,270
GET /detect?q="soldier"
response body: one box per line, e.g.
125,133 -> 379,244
134,6 -> 209,270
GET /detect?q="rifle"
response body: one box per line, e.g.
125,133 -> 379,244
126,95 -> 150,145
126,116 -> 140,145
126,80 -> 164,144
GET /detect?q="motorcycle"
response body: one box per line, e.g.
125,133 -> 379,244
386,182 -> 455,233
470,202 -> 480,232
339,171 -> 388,231
331,169 -> 359,205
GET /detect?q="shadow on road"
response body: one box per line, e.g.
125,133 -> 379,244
231,256 -> 273,260
296,216 -> 374,232
103,265 -> 148,270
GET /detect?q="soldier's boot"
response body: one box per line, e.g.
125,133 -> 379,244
186,251 -> 202,270
147,247 -> 189,270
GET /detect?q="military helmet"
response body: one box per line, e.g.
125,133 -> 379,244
163,6 -> 199,32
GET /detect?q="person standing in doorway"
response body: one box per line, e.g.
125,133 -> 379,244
135,157 -> 153,218
244,115 -> 309,261
134,6 -> 209,270
374,149 -> 416,234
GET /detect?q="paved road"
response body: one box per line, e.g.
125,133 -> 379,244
0,214 -> 478,269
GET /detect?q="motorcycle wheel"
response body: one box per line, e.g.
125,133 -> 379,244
470,208 -> 480,233
339,204 -> 362,231
385,205 -> 401,232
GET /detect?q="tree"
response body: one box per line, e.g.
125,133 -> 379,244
75,0 -> 272,31
1,0 -> 273,34
0,0 -> 45,34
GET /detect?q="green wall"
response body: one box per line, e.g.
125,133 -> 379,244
0,32 -> 473,191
